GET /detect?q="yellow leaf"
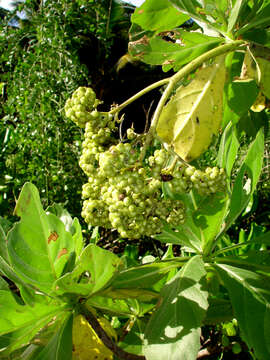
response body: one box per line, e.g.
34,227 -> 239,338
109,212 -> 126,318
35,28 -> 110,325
157,56 -> 226,162
241,49 -> 270,99
251,92 -> 266,112
72,315 -> 117,360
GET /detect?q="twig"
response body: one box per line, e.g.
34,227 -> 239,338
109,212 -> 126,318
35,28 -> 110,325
78,303 -> 146,360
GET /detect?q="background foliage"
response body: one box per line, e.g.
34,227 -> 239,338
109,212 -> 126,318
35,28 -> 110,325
0,0 -> 139,218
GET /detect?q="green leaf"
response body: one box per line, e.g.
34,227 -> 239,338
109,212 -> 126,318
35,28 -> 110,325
168,0 -> 227,35
131,0 -> 189,32
222,51 -> 245,128
119,319 -> 146,357
242,28 -> 270,47
204,298 -> 233,325
224,127 -> 264,231
217,122 -> 240,177
0,217 -> 12,236
193,192 -> 229,256
237,3 -> 270,35
70,218 -> 84,257
227,0 -> 247,33
0,290 -> 66,355
136,33 -> 222,72
86,296 -> 139,316
256,57 -> 270,98
215,256 -> 270,274
157,55 -> 226,162
103,288 -> 159,302
0,255 -> 36,303
35,313 -> 73,360
109,260 -> 184,291
144,256 -> 208,360
154,223 -> 201,253
0,224 -> 9,264
54,244 -> 123,297
168,0 -> 206,23
46,204 -> 84,257
0,276 -> 9,291
154,193 -> 202,253
227,79 -> 259,115
7,183 -> 76,293
215,264 -> 270,360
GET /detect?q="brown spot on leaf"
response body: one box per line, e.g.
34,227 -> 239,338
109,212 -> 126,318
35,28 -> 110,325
138,9 -> 144,14
57,248 -> 68,259
48,231 -> 59,244
162,59 -> 174,66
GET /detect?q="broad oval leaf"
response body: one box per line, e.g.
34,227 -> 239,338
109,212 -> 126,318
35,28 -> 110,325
54,244 -> 123,297
157,56 -> 226,162
131,0 -> 189,33
7,183 -> 76,293
130,32 -> 222,72
143,256 -> 208,360
0,289 -> 65,355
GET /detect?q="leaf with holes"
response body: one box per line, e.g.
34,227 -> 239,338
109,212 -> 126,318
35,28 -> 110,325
7,183 -> 76,293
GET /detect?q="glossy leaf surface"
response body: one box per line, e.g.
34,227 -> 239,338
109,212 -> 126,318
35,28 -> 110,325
0,289 -> 65,355
7,183 -> 76,293
144,256 -> 208,360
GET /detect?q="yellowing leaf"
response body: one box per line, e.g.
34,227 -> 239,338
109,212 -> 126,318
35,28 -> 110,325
241,49 -> 270,99
251,92 -> 266,112
72,315 -> 117,360
256,57 -> 270,99
157,56 -> 226,162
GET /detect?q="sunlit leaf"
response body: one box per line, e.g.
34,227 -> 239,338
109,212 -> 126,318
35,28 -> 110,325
144,256 -> 208,360
157,55 -> 226,161
194,192 -> 229,255
131,0 -> 189,32
0,289 -> 66,355
217,122 -> 240,177
7,183 -> 76,293
154,193 -> 202,253
227,0 -> 247,32
54,244 -> 123,297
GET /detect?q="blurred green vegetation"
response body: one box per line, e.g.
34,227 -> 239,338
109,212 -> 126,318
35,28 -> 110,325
0,0 -> 136,219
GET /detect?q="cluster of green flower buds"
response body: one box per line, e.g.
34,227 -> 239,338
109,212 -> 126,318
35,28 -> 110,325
65,87 -> 227,239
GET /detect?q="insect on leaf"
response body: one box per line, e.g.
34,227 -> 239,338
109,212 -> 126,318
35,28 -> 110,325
157,55 -> 226,162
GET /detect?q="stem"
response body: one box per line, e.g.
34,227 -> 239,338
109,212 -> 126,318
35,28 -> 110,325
139,40 -> 246,161
109,78 -> 170,115
78,303 -> 145,360
164,154 -> 179,173
139,80 -> 175,161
